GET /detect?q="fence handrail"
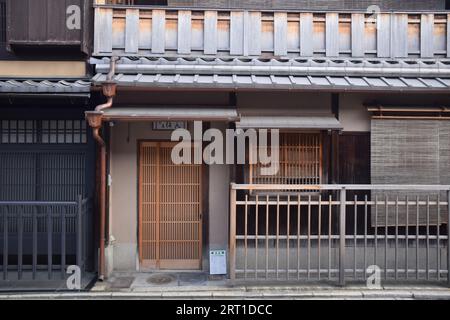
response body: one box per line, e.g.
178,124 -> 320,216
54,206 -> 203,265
0,201 -> 79,206
231,183 -> 450,191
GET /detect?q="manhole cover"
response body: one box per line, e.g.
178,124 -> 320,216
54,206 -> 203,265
110,277 -> 135,289
146,274 -> 176,285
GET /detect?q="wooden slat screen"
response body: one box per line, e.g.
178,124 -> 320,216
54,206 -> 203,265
249,132 -> 322,186
139,142 -> 202,269
371,119 -> 450,226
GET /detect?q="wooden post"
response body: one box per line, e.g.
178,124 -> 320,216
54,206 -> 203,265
339,187 -> 346,286
447,189 -> 450,287
229,185 -> 237,282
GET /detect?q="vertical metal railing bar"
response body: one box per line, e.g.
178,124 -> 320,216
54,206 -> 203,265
354,194 -> 357,280
395,196 -> 399,281
244,194 -> 248,280
276,194 -> 280,280
318,195 -> 321,281
265,194 -> 269,280
47,205 -> 53,280
32,206 -> 37,280
364,195 -> 368,281
416,196 -> 420,280
297,194 -> 301,281
437,194 -> 440,282
426,196 -> 430,281
328,194 -> 332,280
18,206 -> 23,280
307,195 -> 311,280
61,205 -> 67,280
385,194 -> 388,280
255,195 -> 258,280
2,206 -> 7,280
229,187 -> 236,282
374,194 -> 378,269
406,196 -> 409,280
76,195 -> 83,280
286,195 -> 290,280
339,188 -> 346,286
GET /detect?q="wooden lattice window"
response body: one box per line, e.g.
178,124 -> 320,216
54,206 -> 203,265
0,120 -> 87,144
249,132 -> 322,185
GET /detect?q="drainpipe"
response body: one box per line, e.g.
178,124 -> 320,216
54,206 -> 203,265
85,57 -> 118,281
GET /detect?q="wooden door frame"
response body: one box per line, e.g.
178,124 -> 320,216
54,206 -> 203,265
137,140 -> 204,270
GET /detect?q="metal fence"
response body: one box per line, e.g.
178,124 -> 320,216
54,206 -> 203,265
0,196 -> 90,281
229,184 -> 450,286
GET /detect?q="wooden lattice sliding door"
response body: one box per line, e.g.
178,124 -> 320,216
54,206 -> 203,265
139,142 -> 202,270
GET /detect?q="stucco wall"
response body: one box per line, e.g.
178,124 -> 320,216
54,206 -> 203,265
108,122 -> 175,271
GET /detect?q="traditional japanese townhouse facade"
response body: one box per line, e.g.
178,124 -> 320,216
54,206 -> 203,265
88,0 -> 450,286
2,0 -> 450,289
0,0 -> 97,289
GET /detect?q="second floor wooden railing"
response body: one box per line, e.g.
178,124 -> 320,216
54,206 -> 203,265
93,5 -> 450,59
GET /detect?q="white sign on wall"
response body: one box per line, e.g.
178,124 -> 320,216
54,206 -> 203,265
152,121 -> 187,131
209,250 -> 227,275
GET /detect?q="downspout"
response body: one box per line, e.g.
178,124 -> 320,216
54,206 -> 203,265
85,57 -> 118,281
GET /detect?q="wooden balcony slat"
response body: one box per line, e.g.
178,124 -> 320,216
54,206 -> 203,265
125,9 -> 139,54
178,10 -> 192,54
351,13 -> 365,57
204,11 -> 218,55
274,12 -> 288,57
151,9 -> 165,54
300,13 -> 313,57
325,13 -> 339,57
447,14 -> 450,58
421,14 -> 435,58
230,11 -> 244,55
377,14 -> 391,58
93,7 -> 450,59
95,8 -> 113,54
393,14 -> 409,58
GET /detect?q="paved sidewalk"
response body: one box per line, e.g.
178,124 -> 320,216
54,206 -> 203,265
1,272 -> 449,299
1,285 -> 450,300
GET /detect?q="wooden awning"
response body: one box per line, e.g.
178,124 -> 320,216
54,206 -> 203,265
235,115 -> 342,130
102,106 -> 239,121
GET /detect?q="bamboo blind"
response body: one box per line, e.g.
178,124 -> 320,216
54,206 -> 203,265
139,142 -> 202,269
250,133 -> 322,186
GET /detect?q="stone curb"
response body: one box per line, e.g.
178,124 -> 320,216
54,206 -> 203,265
1,289 -> 450,300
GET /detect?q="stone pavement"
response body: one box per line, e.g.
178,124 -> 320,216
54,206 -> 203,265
0,272 -> 449,299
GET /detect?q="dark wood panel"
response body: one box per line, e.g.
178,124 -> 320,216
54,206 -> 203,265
338,132 -> 370,184
6,0 -> 92,53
